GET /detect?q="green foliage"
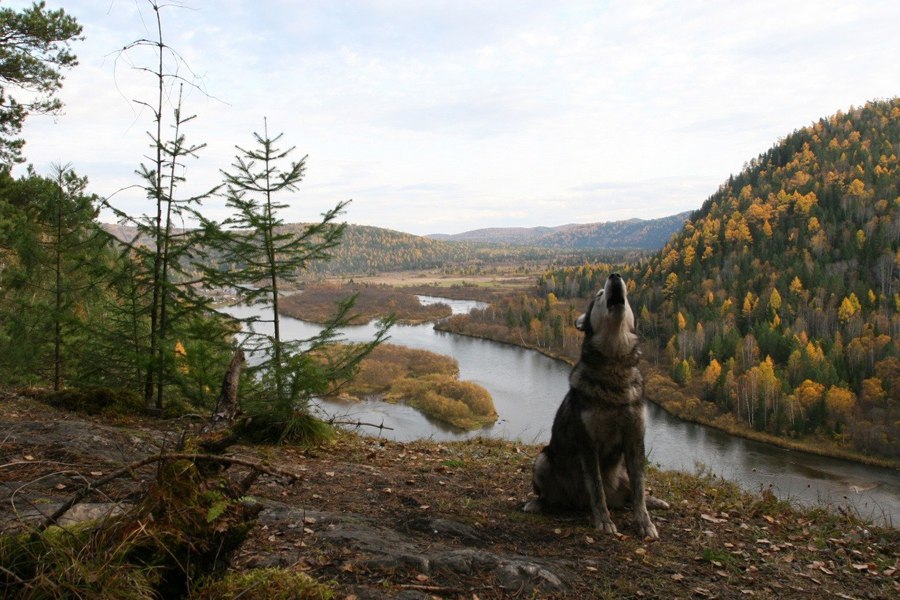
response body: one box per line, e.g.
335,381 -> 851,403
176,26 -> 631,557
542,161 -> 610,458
98,3 -> 223,413
0,1 -> 82,166
0,166 -> 108,389
198,124 -> 391,441
0,525 -> 157,599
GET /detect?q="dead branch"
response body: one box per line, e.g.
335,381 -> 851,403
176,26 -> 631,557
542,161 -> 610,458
201,348 -> 245,435
328,418 -> 395,432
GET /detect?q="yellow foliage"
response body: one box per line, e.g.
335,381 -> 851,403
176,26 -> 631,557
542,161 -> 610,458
768,288 -> 782,311
725,212 -> 752,244
794,379 -> 825,412
838,293 -> 861,323
683,244 -> 696,268
794,191 -> 818,213
825,386 -> 857,423
703,359 -> 722,389
388,374 -> 497,430
847,178 -> 867,197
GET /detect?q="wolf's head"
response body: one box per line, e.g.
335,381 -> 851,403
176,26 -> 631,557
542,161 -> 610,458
575,273 -> 638,357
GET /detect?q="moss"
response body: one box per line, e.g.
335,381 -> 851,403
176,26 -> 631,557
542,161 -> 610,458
1,455 -> 263,599
193,568 -> 334,600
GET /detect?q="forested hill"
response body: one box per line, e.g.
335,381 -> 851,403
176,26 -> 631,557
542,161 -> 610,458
428,212 -> 690,249
103,222 -> 646,277
538,99 -> 900,460
621,98 -> 900,457
294,224 -> 646,275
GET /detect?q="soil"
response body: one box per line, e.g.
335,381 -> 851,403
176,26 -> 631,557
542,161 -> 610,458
1,393 -> 897,599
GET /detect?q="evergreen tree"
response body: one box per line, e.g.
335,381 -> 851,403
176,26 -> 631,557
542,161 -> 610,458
202,121 -> 391,441
105,1 -> 219,413
0,166 -> 103,388
0,1 -> 82,166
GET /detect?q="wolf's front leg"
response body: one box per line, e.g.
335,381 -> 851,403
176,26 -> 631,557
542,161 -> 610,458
581,454 -> 616,534
624,436 -> 658,540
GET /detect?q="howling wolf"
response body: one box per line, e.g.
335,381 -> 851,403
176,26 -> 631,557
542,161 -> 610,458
524,273 -> 667,539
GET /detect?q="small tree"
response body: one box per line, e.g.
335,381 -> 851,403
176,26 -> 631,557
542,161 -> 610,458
106,1 -> 220,413
202,121 -> 391,441
0,165 -> 102,388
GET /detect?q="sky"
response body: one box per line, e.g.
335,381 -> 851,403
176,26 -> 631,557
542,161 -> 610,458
9,0 -> 900,235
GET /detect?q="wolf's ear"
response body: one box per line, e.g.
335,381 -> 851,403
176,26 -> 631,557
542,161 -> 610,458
575,313 -> 586,331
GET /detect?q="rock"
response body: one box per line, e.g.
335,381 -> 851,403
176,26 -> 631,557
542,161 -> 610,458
405,516 -> 483,543
257,500 -> 566,593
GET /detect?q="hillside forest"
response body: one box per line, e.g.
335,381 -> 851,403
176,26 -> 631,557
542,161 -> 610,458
441,99 -> 900,461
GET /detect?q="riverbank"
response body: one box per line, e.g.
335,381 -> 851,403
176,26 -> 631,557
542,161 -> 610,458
433,321 -> 900,472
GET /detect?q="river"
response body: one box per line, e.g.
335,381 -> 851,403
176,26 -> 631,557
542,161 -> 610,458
223,297 -> 899,527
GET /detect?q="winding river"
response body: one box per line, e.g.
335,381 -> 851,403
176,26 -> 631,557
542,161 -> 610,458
224,297 -> 899,527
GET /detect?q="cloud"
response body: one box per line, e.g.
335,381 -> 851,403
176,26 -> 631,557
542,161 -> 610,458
10,0 -> 900,237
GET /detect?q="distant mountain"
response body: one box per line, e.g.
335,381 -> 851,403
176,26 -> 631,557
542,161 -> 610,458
102,221 -> 638,277
427,213 -> 691,249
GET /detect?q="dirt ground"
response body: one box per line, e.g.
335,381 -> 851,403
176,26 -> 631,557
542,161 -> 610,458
1,394 -> 897,599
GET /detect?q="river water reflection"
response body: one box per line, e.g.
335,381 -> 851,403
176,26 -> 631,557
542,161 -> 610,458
223,297 -> 899,527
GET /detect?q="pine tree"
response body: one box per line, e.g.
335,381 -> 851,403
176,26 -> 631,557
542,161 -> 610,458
105,1 -> 219,413
201,121 -> 391,441
0,1 -> 82,166
0,166 -> 102,388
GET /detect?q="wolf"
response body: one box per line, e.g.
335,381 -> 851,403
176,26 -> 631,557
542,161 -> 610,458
523,273 -> 668,539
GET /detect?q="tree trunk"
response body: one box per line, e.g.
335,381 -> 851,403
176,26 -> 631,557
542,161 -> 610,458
199,349 -> 246,452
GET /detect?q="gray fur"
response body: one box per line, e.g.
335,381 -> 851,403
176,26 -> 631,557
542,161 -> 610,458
523,274 -> 668,539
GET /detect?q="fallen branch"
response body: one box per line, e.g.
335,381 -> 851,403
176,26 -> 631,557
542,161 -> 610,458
328,418 -> 395,432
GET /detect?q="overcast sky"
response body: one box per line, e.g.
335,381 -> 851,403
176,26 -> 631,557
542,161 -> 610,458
10,0 -> 900,235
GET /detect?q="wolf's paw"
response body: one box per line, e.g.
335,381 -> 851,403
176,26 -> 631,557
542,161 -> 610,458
646,496 -> 670,510
635,515 -> 659,540
523,498 -> 543,513
592,516 -> 618,535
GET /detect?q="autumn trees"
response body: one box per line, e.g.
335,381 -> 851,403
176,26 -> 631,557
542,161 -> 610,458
442,99 -> 899,459
621,99 -> 900,457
